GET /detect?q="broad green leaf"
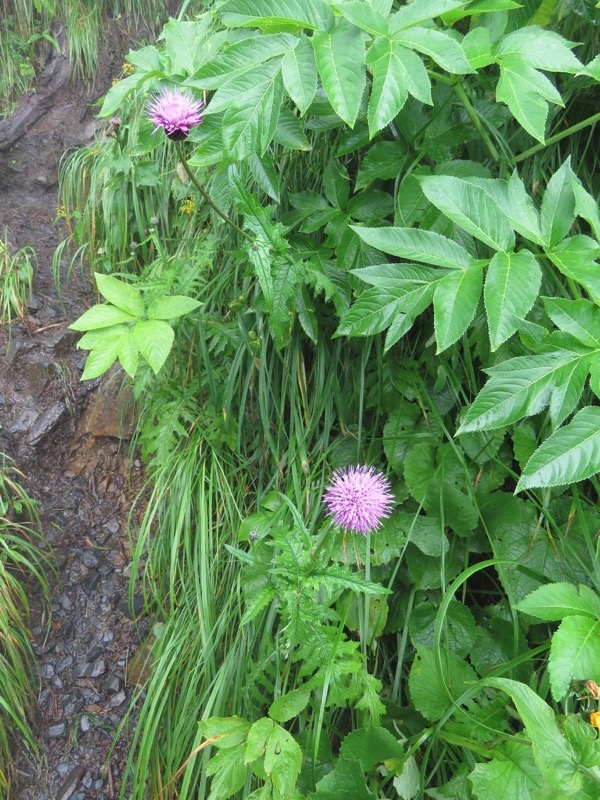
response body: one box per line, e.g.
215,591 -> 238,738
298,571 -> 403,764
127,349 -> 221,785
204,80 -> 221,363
205,60 -> 281,114
347,189 -> 394,221
549,357 -> 588,429
516,583 -> 600,621
161,19 -> 206,76
390,0 -> 466,32
517,406 -> 600,490
573,178 -> 600,241
312,756 -> 375,799
434,264 -> 483,352
117,331 -> 139,379
420,176 -> 515,251
505,171 -> 543,244
549,616 -> 600,701
392,28 -> 471,74
248,236 -> 274,312
199,716 -> 252,748
147,295 -> 202,320
495,27 -> 583,72
335,1 -> 389,36
205,746 -> 247,798
282,36 -> 317,114
273,107 -> 311,150
457,351 -> 577,433
543,297 -> 600,349
409,601 -> 477,658
270,255 -> 305,349
541,160 -> 575,248
496,65 -> 550,141
547,235 -> 600,301
95,273 -> 144,317
222,73 -> 283,160
469,741 -> 543,800
323,159 -> 350,209
352,263 -> 443,288
484,250 -> 541,350
219,0 -> 334,31
190,34 -> 295,89
70,304 -> 136,331
355,141 -> 407,190
264,724 -> 302,796
336,282 -> 435,337
499,58 -> 564,106
462,27 -> 494,69
352,226 -> 474,269
249,153 -> 280,202
408,645 -> 478,722
245,717 -> 273,763
132,320 -> 175,375
485,677 -> 581,793
339,726 -> 404,770
312,20 -> 366,127
269,688 -> 311,723
366,39 -> 431,135
80,329 -> 128,380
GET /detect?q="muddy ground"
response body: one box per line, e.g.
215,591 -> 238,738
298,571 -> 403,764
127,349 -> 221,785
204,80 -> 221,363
0,22 -> 150,800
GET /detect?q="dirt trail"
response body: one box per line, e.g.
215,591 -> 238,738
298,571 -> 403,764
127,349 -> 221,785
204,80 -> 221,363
0,25 -> 147,800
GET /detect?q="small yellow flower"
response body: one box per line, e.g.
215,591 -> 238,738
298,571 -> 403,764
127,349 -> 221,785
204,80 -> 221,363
112,77 -> 120,87
56,204 -> 68,220
179,195 -> 196,216
122,62 -> 135,76
589,711 -> 600,729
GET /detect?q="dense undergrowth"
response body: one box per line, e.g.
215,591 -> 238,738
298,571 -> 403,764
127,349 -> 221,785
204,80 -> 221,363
27,0 -> 600,797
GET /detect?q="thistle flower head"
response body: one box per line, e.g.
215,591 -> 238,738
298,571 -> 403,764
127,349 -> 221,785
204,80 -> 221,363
323,465 -> 394,535
148,88 -> 204,140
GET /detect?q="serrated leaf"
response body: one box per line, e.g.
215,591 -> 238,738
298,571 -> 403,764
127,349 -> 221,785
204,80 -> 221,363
147,295 -> 202,320
352,226 -> 474,269
70,304 -> 137,331
191,34 -> 296,89
549,357 -> 588,429
199,716 -> 252,748
458,351 -> 578,433
547,235 -> 600,302
517,406 -> 600,490
392,27 -> 470,74
312,20 -> 366,127
80,329 -> 128,380
390,0 -> 465,31
549,616 -> 600,701
420,176 -> 515,251
323,159 -> 350,209
462,27 -> 494,69
273,107 -> 310,150
132,320 -> 175,374
117,331 -> 139,379
206,60 -> 281,114
543,297 -> 600,349
264,724 -> 302,795
244,717 -> 273,764
434,264 -> 483,352
161,18 -> 205,76
222,72 -> 283,160
282,36 -> 317,115
409,645 -> 478,722
496,65 -> 550,142
336,1 -> 389,36
516,583 -> 600,621
269,687 -> 311,723
337,281 -> 435,338
95,273 -> 144,317
573,178 -> 600,241
355,141 -> 407,190
469,741 -> 543,800
484,250 -> 541,350
541,160 -> 575,248
495,26 -> 583,72
219,0 -> 334,31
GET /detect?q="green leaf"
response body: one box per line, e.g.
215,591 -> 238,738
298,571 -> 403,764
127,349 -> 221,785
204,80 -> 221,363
117,331 -> 139,379
495,26 -> 583,73
95,273 -> 144,317
548,235 -> 600,302
191,34 -> 296,89
249,153 -> 280,202
573,178 -> 600,241
282,35 -> 317,114
517,407 -> 600,490
469,741 -> 543,800
323,159 -> 350,209
541,160 -> 575,248
80,329 -> 128,380
219,0 -> 334,31
205,746 -> 247,798
550,617 -> 600,709
355,141 -> 407,190
392,27 -> 470,73
244,717 -> 273,763
457,352 -> 578,433
543,297 -> 600,349
549,357 -> 588,429
434,263 -> 483,352
264,724 -> 302,796
339,726 -> 404,770
352,226 -> 474,269
199,716 -> 252,749
269,688 -> 311,723
161,19 -> 205,76
270,255 -> 305,349
391,0 -> 466,32
336,2 -> 389,36
484,250 -> 541,350
337,280 -> 435,338
462,27 -> 494,69
409,601 -> 477,658
516,583 -> 600,622
147,295 -> 202,320
132,320 -> 175,375
273,107 -> 311,150
484,677 -> 581,793
420,176 -> 515,251
312,20 -> 366,127
70,304 -> 137,331
496,64 -> 550,142
408,645 -> 478,722
222,73 -> 283,160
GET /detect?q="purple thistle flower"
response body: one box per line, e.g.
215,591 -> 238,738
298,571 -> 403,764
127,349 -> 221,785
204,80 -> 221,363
148,88 -> 204,141
323,465 -> 394,535
109,116 -> 121,127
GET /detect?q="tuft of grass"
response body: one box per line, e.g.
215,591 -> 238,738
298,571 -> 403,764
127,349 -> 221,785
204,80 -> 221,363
0,233 -> 35,326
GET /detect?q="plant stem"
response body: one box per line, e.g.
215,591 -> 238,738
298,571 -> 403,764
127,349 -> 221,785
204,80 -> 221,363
174,141 -> 253,241
453,81 -> 501,163
513,111 -> 600,164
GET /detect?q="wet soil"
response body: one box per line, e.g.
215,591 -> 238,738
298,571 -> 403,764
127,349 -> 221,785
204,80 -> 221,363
0,22 -> 149,800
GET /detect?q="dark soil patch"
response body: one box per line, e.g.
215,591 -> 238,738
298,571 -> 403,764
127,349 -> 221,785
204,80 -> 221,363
0,22 -> 148,800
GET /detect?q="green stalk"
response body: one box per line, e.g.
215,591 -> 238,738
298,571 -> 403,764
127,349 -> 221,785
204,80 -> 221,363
174,141 -> 253,241
513,111 -> 600,164
452,81 -> 501,163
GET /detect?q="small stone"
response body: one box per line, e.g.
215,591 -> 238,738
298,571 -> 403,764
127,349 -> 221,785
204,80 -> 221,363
73,659 -> 105,679
48,722 -> 66,738
41,663 -> 55,678
60,594 -> 73,612
27,401 -> 66,445
82,771 -> 93,790
109,690 -> 126,707
82,550 -> 99,568
51,675 -> 64,689
56,765 -> 84,800
104,518 -> 120,534
56,654 -> 74,673
79,715 -> 91,733
106,675 -> 122,693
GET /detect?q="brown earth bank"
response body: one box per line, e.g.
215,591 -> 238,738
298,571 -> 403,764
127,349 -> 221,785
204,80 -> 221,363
0,20 -> 150,800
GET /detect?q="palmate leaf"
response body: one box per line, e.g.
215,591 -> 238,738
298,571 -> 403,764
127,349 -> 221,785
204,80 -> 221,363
517,406 -> 600,490
484,250 -> 541,350
312,19 -> 366,127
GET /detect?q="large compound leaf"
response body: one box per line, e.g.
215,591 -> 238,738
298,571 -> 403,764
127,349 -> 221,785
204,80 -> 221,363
517,407 -> 600,490
484,250 -> 541,350
282,35 -> 317,114
312,19 -> 366,127
420,176 -> 515,251
132,320 -> 175,375
219,0 -> 334,31
191,34 -> 296,89
543,297 -> 600,349
457,351 -> 579,433
392,27 -> 470,73
548,616 -> 600,701
222,73 -> 283,160
496,64 -> 550,142
494,27 -> 583,73
434,264 -> 483,352
351,226 -> 474,269
548,235 -> 600,302
541,160 -> 575,248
